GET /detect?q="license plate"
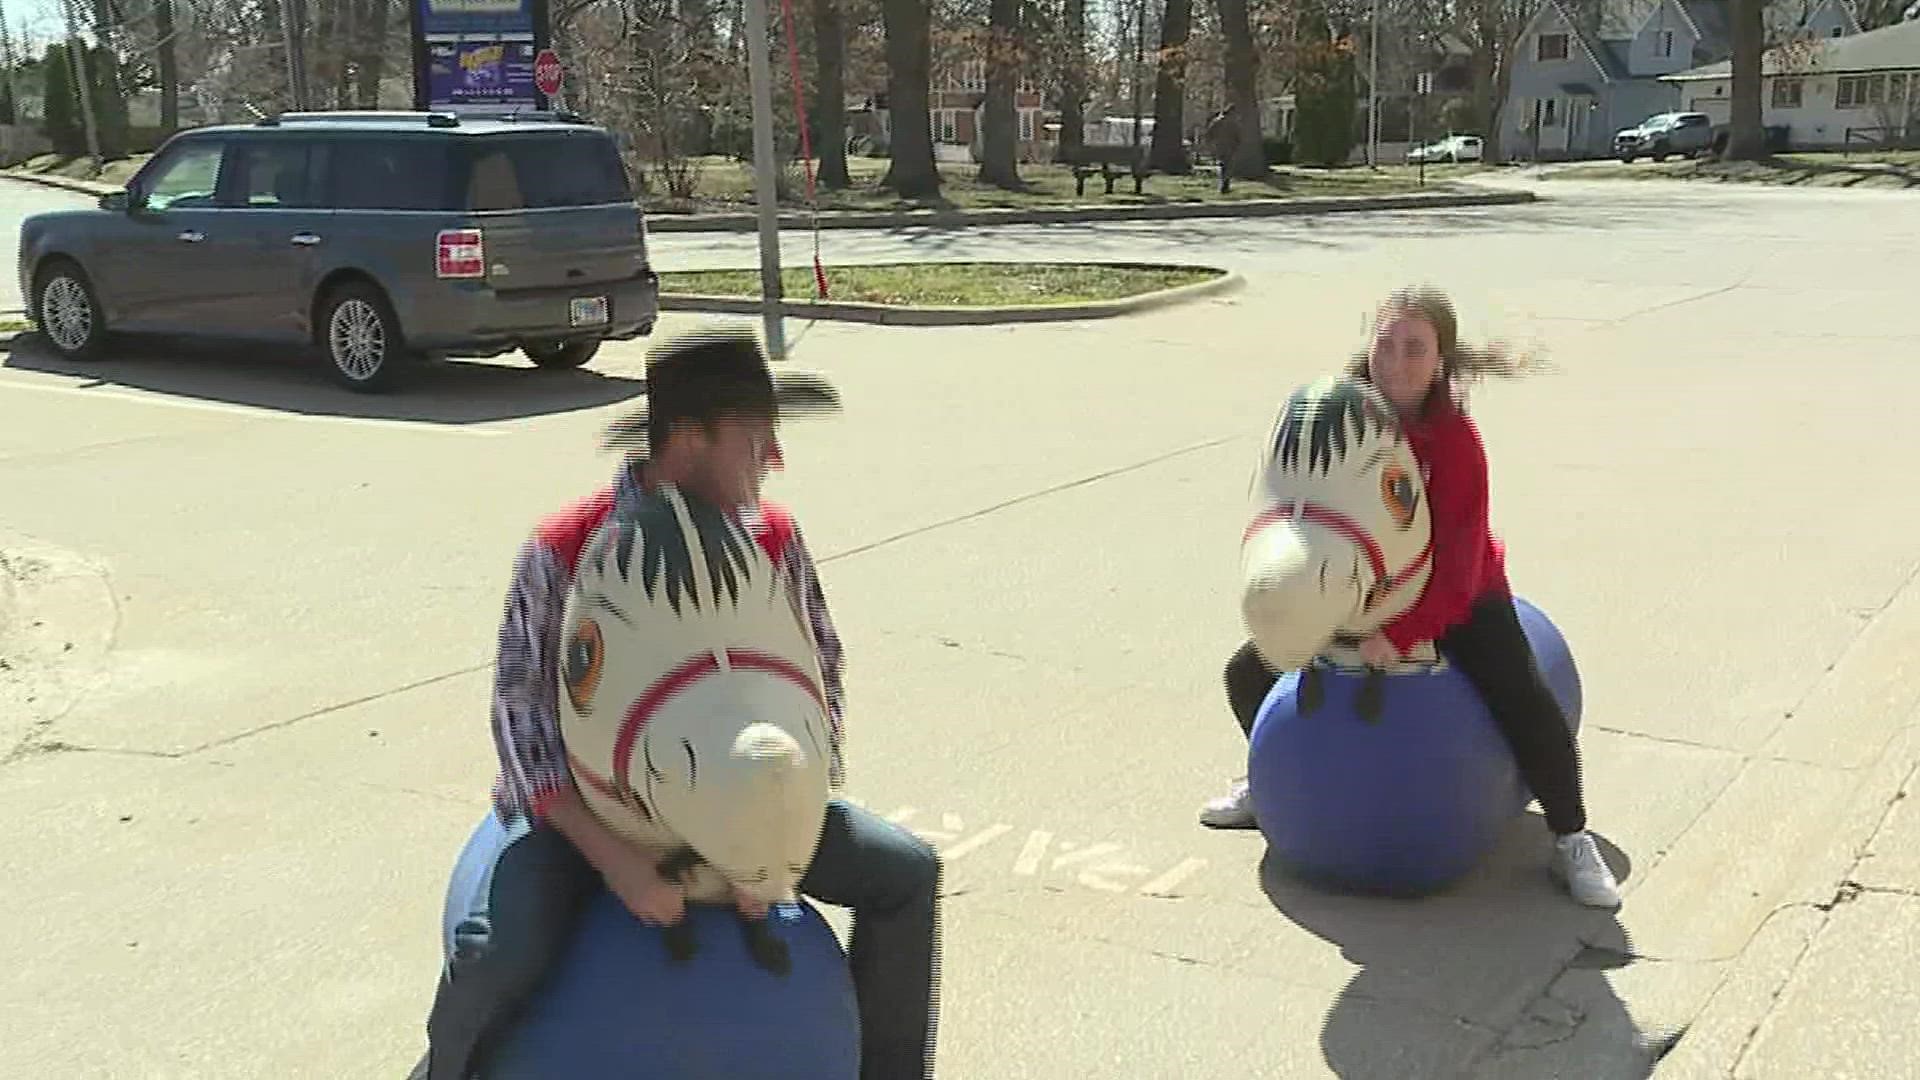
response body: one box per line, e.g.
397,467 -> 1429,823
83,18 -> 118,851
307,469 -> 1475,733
569,296 -> 609,327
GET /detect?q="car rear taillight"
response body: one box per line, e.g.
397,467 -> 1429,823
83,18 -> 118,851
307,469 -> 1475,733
436,228 -> 485,280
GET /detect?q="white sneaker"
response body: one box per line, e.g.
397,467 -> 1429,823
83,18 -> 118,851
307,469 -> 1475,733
1199,778 -> 1257,829
1552,830 -> 1622,909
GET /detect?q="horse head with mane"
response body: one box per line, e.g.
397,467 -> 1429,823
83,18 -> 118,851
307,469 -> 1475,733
557,482 -> 832,971
1241,375 -> 1436,673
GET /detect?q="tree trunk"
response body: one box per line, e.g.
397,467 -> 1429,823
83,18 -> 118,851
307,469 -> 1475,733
979,0 -> 1020,187
1726,0 -> 1765,159
1214,0 -> 1263,178
1058,0 -> 1085,159
355,0 -> 389,109
880,0 -> 940,197
313,0 -> 339,106
811,0 -> 850,188
1148,0 -> 1193,173
155,0 -> 178,133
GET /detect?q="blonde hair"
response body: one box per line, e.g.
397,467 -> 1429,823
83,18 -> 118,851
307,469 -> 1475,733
1344,285 -> 1549,406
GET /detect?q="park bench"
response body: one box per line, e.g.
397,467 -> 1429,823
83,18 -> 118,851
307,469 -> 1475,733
1060,144 -> 1149,197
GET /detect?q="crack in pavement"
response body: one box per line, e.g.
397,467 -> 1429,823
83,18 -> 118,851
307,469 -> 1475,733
1590,725 -> 1742,755
1599,270 -> 1756,329
2,545 -> 124,767
185,662 -> 491,756
816,434 -> 1243,567
1753,556 -> 1920,752
1716,756 -> 1920,1074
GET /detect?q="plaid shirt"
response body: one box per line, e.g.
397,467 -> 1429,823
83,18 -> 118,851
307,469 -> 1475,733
488,462 -> 847,824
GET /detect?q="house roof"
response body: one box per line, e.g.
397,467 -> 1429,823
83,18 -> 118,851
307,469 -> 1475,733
1528,0 -> 1630,80
1663,15 -> 1920,79
1598,0 -> 1664,40
1681,0 -> 1733,58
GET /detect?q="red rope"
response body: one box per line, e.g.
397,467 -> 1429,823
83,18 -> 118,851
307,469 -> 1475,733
775,0 -> 829,300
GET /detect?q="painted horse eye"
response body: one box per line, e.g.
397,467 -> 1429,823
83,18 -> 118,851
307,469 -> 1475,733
564,619 -> 604,714
1380,465 -> 1417,529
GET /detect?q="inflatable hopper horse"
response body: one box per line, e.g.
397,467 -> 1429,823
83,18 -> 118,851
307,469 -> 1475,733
557,481 -> 834,975
1240,375 -> 1437,716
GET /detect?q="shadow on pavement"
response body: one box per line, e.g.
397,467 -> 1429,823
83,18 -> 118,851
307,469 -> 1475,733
2,332 -> 646,425
865,204 -> 1632,263
1258,820 -> 1666,1080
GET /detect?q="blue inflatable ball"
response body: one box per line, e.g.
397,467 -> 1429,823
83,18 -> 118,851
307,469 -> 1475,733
1247,595 -> 1583,898
439,814 -> 861,1080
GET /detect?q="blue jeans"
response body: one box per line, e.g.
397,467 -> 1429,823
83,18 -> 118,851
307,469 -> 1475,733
416,798 -> 942,1080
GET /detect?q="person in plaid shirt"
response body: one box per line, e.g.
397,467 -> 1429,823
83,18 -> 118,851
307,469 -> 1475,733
414,327 -> 942,1080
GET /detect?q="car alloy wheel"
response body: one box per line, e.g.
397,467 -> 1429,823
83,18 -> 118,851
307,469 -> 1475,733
329,297 -> 388,384
37,266 -> 102,358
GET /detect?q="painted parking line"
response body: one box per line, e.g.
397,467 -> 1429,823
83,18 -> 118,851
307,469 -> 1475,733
843,797 -> 1215,900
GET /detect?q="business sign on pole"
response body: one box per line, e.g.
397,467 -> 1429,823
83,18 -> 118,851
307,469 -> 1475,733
409,0 -> 555,112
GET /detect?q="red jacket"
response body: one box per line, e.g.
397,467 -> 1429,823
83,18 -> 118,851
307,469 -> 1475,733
1380,396 -> 1509,655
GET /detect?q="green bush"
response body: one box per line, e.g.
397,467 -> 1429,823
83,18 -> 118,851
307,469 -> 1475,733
1293,43 -> 1358,166
40,42 -> 132,160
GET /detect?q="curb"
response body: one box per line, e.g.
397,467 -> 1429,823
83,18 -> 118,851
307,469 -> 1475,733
644,188 -> 1537,233
3,170 -> 117,197
1,170 -> 1537,230
658,267 -> 1245,326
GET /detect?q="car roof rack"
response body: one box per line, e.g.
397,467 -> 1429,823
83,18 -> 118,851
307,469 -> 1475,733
438,107 -> 592,125
257,110 -> 464,128
254,108 -> 591,128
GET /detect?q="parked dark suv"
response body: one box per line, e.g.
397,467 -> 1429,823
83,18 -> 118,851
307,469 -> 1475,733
18,110 -> 660,391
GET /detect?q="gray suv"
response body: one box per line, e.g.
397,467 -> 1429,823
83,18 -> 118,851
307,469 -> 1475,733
18,110 -> 660,391
1613,112 -> 1715,162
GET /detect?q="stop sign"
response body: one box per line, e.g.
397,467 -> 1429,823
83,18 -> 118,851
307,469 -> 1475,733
534,49 -> 563,98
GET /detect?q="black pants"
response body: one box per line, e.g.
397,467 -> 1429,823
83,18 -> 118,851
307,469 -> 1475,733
417,798 -> 942,1080
1224,589 -> 1588,835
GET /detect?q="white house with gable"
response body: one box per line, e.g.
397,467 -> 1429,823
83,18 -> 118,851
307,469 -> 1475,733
1661,16 -> 1920,148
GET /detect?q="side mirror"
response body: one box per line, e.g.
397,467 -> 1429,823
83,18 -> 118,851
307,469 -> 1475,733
99,190 -> 131,212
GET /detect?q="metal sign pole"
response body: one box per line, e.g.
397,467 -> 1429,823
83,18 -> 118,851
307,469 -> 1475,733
742,0 -> 787,360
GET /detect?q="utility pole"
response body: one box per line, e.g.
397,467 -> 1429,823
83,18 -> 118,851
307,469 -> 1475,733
279,0 -> 310,110
1130,0 -> 1144,163
1367,0 -> 1379,169
58,0 -> 100,169
1415,71 -> 1432,185
742,0 -> 787,359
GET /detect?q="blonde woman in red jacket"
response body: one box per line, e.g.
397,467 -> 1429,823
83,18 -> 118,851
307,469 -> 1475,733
1202,286 -> 1621,910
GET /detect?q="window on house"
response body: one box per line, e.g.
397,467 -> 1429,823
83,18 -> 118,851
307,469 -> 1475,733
1889,72 -> 1910,103
1830,26 -> 1843,37
938,111 -> 958,143
1537,33 -> 1569,61
1771,78 -> 1804,108
1660,30 -> 1674,58
1836,74 -> 1886,108
1018,111 -> 1034,141
955,61 -> 986,93
1539,98 -> 1560,126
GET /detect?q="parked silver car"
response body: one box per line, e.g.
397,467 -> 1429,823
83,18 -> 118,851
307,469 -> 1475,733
18,110 -> 661,392
1612,112 -> 1715,162
1406,134 -> 1484,164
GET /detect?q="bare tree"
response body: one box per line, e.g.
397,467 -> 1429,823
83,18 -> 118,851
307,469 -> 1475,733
1725,0 -> 1765,158
1058,0 -> 1086,156
1214,0 -> 1264,177
1452,0 -> 1532,161
978,0 -> 1020,186
812,0 -> 851,187
880,0 -> 939,195
1148,0 -> 1194,171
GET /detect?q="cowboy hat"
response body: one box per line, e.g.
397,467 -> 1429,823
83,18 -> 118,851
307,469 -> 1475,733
601,324 -> 841,454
